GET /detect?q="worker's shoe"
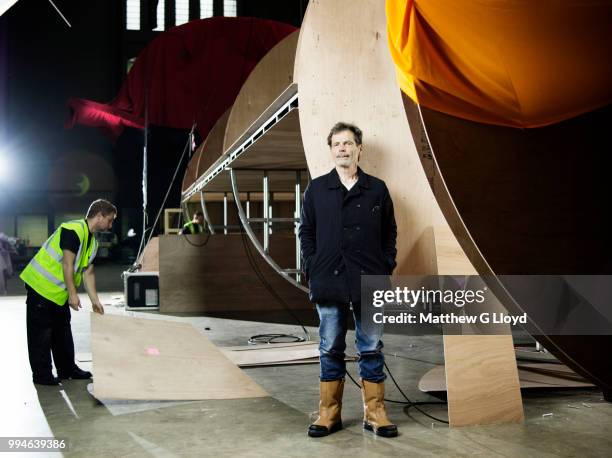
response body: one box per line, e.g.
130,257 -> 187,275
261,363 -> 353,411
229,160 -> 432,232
59,367 -> 92,380
361,379 -> 398,438
308,379 -> 344,437
33,375 -> 61,386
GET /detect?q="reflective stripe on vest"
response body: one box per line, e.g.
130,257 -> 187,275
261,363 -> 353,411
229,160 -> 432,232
20,219 -> 96,305
29,258 -> 66,288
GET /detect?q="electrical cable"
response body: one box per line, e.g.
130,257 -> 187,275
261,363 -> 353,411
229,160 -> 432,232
133,123 -> 196,269
343,361 -> 448,424
238,219 -> 310,344
384,361 -> 449,424
248,334 -> 305,345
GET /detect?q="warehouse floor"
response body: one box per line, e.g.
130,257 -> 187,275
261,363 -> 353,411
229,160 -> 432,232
1,265 -> 611,457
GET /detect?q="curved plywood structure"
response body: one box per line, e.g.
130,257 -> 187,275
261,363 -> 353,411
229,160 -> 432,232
296,0 -> 525,427
182,109 -> 232,194
181,145 -> 204,194
223,30 -> 299,153
405,88 -> 612,396
295,0 -> 446,275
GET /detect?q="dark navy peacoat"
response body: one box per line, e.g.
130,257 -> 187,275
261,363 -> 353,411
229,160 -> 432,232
299,167 -> 397,305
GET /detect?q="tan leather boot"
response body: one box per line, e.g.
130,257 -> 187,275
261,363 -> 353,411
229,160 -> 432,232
361,379 -> 398,437
308,379 -> 344,437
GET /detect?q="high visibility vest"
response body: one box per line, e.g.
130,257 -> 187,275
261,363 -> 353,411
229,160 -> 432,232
183,221 -> 202,234
20,219 -> 98,306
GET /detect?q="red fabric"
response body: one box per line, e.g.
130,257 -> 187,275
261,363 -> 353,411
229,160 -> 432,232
66,17 -> 296,142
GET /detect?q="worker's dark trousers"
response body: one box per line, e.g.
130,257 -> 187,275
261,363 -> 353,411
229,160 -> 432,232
26,293 -> 76,380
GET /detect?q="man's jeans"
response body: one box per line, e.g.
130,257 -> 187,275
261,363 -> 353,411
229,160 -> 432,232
316,302 -> 386,382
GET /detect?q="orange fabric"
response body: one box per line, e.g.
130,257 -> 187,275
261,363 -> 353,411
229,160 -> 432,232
386,0 -> 612,128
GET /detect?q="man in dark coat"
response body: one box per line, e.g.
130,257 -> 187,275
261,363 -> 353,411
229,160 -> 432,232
299,122 -> 398,438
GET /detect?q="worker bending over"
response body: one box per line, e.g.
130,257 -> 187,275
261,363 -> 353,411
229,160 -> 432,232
20,199 -> 117,385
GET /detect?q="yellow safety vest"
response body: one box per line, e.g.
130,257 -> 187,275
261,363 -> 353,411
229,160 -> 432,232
20,219 -> 98,305
183,221 -> 202,234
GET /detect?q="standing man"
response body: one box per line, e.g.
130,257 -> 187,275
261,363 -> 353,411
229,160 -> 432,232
299,122 -> 398,438
20,199 -> 117,385
180,210 -> 204,235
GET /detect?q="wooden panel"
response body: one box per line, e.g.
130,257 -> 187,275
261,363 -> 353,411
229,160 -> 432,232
231,110 -> 306,170
433,226 -> 477,276
295,0 -> 447,275
159,234 -> 312,314
91,313 -> 267,400
139,236 -> 159,272
420,363 -> 594,392
221,342 -> 319,367
406,92 -> 612,396
181,146 -> 203,193
443,335 -> 524,427
223,31 -> 299,153
182,109 -> 232,193
432,225 -> 523,426
194,108 -> 232,181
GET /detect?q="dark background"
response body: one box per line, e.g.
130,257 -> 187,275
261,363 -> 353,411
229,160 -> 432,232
0,0 -> 307,255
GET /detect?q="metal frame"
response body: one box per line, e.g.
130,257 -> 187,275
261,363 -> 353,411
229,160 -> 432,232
199,191 -> 215,235
294,170 -> 302,283
230,168 -> 308,292
179,84 -> 308,292
181,85 -> 298,202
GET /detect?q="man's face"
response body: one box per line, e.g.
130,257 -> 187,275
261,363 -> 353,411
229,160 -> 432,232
330,130 -> 361,169
96,213 -> 115,232
195,214 -> 204,225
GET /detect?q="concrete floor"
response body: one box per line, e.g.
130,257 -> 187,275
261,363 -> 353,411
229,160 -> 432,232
1,264 -> 611,457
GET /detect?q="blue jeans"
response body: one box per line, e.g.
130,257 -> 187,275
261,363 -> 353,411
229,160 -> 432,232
316,302 -> 386,382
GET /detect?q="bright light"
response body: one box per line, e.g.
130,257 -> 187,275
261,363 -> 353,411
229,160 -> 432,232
0,152 -> 8,181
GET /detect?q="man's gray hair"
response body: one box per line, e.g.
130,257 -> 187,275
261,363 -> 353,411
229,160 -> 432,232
327,122 -> 363,147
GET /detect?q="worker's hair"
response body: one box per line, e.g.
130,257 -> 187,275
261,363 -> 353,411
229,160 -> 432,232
194,210 -> 204,218
327,122 -> 363,147
86,199 -> 117,219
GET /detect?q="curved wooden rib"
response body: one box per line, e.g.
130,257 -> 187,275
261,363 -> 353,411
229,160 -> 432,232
182,108 -> 232,196
223,30 -> 299,153
295,0 -> 446,275
406,94 -> 612,395
181,146 -> 203,194
297,0 -> 524,427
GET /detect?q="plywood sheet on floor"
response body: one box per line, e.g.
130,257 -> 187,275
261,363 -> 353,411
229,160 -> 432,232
91,313 -> 267,400
420,363 -> 595,392
221,341 -> 319,367
220,341 -> 358,367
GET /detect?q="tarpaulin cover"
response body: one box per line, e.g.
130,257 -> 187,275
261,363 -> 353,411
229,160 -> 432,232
66,17 -> 296,142
386,0 -> 612,128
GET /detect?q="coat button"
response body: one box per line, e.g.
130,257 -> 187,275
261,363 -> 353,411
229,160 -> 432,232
356,226 -> 360,230
343,227 -> 347,230
356,249 -> 361,253
334,270 -> 339,275
360,270 -> 365,274
357,204 -> 361,208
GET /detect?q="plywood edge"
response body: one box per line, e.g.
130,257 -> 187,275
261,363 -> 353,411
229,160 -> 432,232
223,30 -> 299,153
443,334 -> 524,427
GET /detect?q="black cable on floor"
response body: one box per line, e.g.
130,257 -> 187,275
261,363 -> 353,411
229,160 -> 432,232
384,361 -> 449,424
344,362 -> 448,424
238,222 -> 310,343
248,334 -> 305,345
